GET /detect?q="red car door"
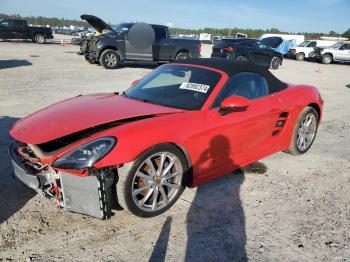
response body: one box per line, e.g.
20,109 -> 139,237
192,72 -> 283,183
206,96 -> 280,162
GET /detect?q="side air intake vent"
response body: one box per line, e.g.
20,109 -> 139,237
272,112 -> 289,136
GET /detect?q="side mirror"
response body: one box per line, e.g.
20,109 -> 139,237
131,79 -> 140,87
219,96 -> 249,115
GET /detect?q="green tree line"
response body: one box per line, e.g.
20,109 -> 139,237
1,13 -> 349,39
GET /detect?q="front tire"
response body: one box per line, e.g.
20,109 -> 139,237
286,106 -> 319,155
321,54 -> 332,64
100,49 -> 120,69
34,34 -> 45,44
296,53 -> 305,61
270,56 -> 281,70
117,144 -> 187,217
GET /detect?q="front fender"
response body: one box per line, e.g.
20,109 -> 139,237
93,111 -> 203,168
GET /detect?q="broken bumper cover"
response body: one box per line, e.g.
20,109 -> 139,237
8,142 -> 115,219
8,142 -> 50,192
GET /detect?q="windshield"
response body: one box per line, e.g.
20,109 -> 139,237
112,23 -> 132,34
330,41 -> 343,48
298,41 -> 310,47
256,41 -> 268,49
124,65 -> 222,110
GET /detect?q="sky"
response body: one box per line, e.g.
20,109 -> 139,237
0,0 -> 349,33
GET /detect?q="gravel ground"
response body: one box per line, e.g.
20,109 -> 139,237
0,38 -> 349,261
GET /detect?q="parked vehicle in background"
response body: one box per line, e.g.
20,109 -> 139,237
314,41 -> 350,64
320,36 -> 348,41
235,32 -> 248,38
199,33 -> 211,44
258,34 -> 305,55
80,14 -> 201,69
211,38 -> 283,69
0,19 -> 53,44
288,40 -> 336,61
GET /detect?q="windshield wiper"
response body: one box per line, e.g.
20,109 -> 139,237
134,97 -> 157,104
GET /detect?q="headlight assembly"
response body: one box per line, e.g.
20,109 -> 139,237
52,137 -> 116,170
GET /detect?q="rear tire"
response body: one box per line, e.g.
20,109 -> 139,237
117,144 -> 187,217
286,106 -> 319,155
321,54 -> 332,64
270,57 -> 281,70
34,34 -> 45,44
99,49 -> 120,69
296,53 -> 305,61
175,52 -> 190,61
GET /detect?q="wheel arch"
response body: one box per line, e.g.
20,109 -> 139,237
323,52 -> 333,58
120,142 -> 194,188
307,103 -> 321,123
98,46 -> 123,60
175,49 -> 190,57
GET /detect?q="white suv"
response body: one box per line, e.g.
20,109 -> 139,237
288,40 -> 336,61
314,41 -> 350,64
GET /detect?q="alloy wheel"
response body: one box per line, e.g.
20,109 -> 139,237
297,113 -> 317,151
271,57 -> 280,69
131,152 -> 183,212
36,35 -> 45,44
105,53 -> 117,67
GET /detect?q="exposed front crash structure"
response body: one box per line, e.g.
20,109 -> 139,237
9,141 -> 118,219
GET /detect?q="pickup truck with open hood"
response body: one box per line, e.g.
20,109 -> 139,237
79,14 -> 201,69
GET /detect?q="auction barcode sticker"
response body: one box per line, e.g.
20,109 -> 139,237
179,82 -> 211,93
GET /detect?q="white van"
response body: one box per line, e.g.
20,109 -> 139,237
288,40 -> 337,60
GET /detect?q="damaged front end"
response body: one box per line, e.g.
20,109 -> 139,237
82,36 -> 100,63
9,141 -> 118,219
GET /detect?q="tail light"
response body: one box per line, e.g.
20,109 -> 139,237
223,47 -> 236,52
197,44 -> 201,54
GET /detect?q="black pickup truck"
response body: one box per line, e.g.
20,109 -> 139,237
80,15 -> 201,69
0,19 -> 53,44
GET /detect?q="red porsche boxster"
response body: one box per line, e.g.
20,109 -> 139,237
9,59 -> 323,219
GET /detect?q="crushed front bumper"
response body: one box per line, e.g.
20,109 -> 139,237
8,142 -> 55,192
8,142 -> 116,219
287,49 -> 296,58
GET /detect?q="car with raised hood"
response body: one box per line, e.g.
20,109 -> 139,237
211,38 -> 284,69
9,59 -> 323,219
313,41 -> 350,64
80,14 -> 201,69
0,18 -> 53,44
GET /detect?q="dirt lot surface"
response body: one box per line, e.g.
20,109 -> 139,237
0,38 -> 349,261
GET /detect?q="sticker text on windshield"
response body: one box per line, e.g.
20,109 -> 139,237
179,82 -> 210,93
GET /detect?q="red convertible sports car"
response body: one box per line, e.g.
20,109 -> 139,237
9,59 -> 323,219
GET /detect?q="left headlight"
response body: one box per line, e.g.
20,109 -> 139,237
52,137 -> 116,170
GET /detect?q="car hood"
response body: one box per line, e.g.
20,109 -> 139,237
80,14 -> 114,33
10,93 -> 184,144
